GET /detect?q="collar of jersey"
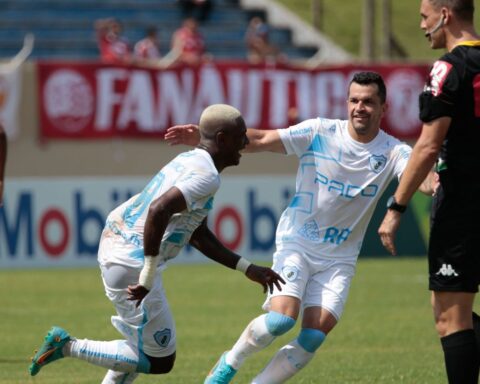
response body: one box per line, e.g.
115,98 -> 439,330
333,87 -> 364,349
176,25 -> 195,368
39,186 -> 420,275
456,40 -> 480,47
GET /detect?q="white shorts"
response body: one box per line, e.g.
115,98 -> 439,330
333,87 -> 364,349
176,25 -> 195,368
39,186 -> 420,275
100,263 -> 176,358
263,250 -> 356,320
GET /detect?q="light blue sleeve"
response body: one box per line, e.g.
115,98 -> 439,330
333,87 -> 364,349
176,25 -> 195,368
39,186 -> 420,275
278,118 -> 320,157
175,171 -> 220,211
393,143 -> 412,180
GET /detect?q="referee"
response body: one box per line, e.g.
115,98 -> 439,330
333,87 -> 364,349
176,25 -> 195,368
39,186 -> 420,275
378,0 -> 480,383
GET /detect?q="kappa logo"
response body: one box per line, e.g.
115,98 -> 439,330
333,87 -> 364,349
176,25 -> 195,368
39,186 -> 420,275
435,264 -> 459,277
369,155 -> 387,173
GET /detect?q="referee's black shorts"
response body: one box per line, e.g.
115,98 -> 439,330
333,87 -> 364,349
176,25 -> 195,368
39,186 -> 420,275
428,185 -> 480,293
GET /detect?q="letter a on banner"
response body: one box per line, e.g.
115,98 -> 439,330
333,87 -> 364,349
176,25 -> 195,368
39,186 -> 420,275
0,34 -> 34,140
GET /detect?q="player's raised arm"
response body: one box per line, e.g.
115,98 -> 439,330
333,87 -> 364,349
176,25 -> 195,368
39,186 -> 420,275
189,219 -> 285,293
165,124 -> 286,154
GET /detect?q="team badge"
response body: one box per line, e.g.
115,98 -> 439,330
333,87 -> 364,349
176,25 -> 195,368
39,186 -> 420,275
154,329 -> 172,348
369,154 -> 387,173
282,265 -> 299,282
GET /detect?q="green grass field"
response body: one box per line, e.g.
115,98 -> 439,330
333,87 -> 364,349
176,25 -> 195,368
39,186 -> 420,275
2,258 -> 478,383
275,0 -> 480,61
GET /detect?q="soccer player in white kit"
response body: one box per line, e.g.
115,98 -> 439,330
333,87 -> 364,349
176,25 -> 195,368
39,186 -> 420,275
28,104 -> 285,383
165,72 -> 435,383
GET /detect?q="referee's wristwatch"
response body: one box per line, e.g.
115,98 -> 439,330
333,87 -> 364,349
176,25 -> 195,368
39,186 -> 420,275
386,196 -> 407,213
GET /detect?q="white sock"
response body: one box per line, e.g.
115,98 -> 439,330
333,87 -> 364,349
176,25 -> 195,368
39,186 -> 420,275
225,314 -> 276,370
101,370 -> 139,384
252,340 -> 314,384
67,339 -> 142,372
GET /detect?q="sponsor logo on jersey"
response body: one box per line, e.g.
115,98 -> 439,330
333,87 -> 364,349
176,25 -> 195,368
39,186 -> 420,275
435,264 -> 459,277
327,124 -> 336,134
369,154 -> 387,173
290,126 -> 313,136
298,220 -> 320,241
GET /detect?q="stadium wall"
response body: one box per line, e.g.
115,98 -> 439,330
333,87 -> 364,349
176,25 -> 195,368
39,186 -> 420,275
0,62 -> 429,269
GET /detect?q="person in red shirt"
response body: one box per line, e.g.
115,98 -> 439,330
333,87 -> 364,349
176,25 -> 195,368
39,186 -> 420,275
245,16 -> 285,64
171,18 -> 208,65
134,26 -> 161,65
95,18 -> 132,64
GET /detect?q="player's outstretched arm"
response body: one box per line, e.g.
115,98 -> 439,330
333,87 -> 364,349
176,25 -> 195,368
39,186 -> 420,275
165,124 -> 286,154
190,220 -> 285,293
164,124 -> 201,146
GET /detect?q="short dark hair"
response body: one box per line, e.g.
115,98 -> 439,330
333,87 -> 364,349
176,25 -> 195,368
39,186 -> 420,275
146,26 -> 157,37
350,71 -> 387,104
429,0 -> 474,22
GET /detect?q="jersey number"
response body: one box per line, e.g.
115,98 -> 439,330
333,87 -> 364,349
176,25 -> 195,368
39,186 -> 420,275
474,74 -> 480,117
123,173 -> 165,228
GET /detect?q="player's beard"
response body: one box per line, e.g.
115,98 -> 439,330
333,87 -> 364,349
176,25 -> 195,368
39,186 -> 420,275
351,115 -> 371,136
427,28 -> 447,50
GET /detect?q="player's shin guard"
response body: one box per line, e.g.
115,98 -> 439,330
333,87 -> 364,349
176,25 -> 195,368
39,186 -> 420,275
68,339 -> 151,373
252,328 -> 326,384
441,329 -> 479,384
226,311 -> 295,370
101,370 -> 139,384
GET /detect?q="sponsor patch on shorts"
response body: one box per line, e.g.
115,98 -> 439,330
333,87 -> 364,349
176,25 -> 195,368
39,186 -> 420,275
282,265 -> 299,282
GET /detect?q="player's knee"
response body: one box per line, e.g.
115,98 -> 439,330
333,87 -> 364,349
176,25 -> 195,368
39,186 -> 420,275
297,328 -> 326,353
147,352 -> 176,374
434,312 -> 453,337
265,311 -> 296,336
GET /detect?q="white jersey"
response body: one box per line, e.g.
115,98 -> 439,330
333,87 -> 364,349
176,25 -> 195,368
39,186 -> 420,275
277,118 -> 411,261
98,148 -> 219,268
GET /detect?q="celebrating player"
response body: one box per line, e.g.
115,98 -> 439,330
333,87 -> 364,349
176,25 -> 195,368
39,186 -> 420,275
28,104 -> 285,384
165,72 -> 435,383
378,1 -> 480,383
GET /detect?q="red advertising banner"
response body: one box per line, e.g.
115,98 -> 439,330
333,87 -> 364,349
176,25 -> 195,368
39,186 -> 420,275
38,61 -> 430,140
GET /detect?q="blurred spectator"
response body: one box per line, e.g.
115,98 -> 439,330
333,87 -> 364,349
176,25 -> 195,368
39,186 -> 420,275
134,26 -> 161,65
177,0 -> 213,22
94,18 -> 132,64
171,18 -> 209,65
245,16 -> 285,64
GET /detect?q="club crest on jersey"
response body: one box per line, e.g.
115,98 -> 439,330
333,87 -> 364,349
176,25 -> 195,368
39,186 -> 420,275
282,265 -> 299,282
369,155 -> 387,173
154,329 -> 172,348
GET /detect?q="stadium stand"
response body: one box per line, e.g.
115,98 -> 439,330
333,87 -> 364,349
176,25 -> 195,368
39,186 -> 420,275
0,0 -> 318,61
